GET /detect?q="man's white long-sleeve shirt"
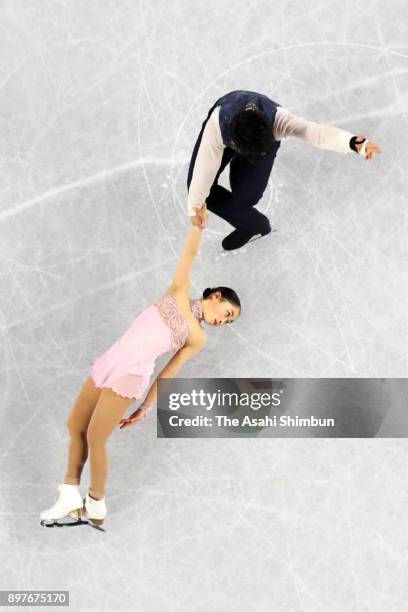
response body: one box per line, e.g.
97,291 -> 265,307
187,105 -> 355,216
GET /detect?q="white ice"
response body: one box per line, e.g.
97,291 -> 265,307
0,1 -> 407,610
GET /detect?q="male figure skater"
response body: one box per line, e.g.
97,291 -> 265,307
187,90 -> 382,250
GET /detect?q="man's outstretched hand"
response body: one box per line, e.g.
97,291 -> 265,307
355,132 -> 383,160
191,202 -> 208,229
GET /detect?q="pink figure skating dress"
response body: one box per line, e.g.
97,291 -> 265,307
90,294 -> 204,399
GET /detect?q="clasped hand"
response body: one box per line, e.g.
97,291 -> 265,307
191,202 -> 208,229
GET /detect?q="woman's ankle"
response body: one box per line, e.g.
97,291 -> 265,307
64,476 -> 80,486
88,488 -> 104,501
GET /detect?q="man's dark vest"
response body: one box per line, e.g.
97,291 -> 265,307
215,90 -> 281,157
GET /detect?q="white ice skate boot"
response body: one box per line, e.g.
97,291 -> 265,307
40,483 -> 84,527
83,491 -> 107,527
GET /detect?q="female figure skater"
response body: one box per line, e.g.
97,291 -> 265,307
40,220 -> 241,529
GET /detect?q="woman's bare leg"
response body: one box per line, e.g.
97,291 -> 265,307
64,377 -> 103,485
86,387 -> 135,500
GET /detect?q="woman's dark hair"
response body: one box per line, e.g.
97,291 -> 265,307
202,286 -> 241,318
229,107 -> 275,163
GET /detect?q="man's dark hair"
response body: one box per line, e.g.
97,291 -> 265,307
229,107 -> 275,163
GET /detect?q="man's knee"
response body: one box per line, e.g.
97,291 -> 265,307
233,192 -> 264,208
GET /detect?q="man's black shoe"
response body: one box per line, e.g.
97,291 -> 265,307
222,226 -> 271,251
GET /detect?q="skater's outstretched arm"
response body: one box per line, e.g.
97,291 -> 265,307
187,107 -> 224,221
169,224 -> 205,291
273,107 -> 383,159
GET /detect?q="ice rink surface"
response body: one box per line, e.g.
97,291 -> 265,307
1,1 -> 407,610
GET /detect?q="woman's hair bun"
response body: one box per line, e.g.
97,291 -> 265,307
202,287 -> 214,299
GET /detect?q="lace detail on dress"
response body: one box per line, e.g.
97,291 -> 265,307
190,298 -> 204,322
154,294 -> 190,352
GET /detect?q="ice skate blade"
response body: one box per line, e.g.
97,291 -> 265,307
40,517 -> 87,528
246,229 -> 277,245
87,520 -> 106,532
40,516 -> 106,532
222,229 -> 277,253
